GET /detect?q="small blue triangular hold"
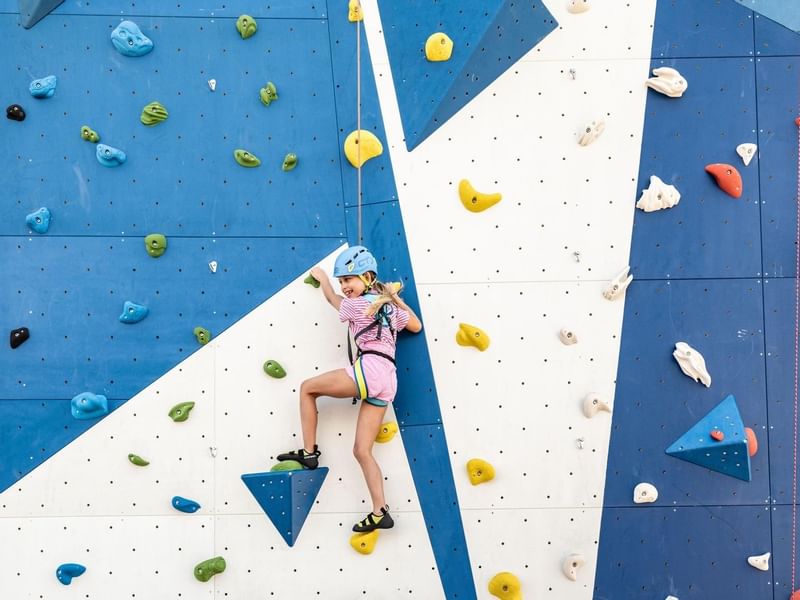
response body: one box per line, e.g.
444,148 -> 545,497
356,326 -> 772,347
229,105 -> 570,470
241,468 -> 328,547
18,0 -> 64,29
666,395 -> 751,482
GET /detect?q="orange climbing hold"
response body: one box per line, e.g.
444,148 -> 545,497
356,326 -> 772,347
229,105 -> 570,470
745,426 -> 758,457
710,429 -> 724,441
704,163 -> 742,198
791,590 -> 800,600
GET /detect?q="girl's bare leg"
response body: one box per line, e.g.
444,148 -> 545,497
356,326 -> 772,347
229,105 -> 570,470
299,369 -> 357,451
352,402 -> 389,513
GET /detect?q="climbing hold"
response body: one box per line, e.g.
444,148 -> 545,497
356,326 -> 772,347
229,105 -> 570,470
236,14 -> 257,39
71,392 -> 109,420
745,427 -> 758,456
488,572 -> 522,600
168,401 -> 195,422
633,482 -> 658,504
29,75 -> 57,98
582,392 -> 611,418
119,300 -> 149,324
375,421 -> 398,443
234,149 -> 261,167
6,104 -> 26,121
466,458 -> 495,485
456,323 -> 490,351
736,143 -> 757,166
282,153 -> 298,171
672,342 -> 711,387
567,0 -> 591,13
96,144 -> 126,167
304,273 -> 320,288
259,82 -> 278,106
710,429 -> 725,441
270,460 -> 304,471
144,233 -> 167,257
350,530 -> 379,555
26,207 -> 51,233
344,130 -> 383,168
172,495 -> 201,513
747,551 -> 770,571
140,101 -> 168,126
194,327 -> 212,345
458,179 -> 502,213
80,125 -> 100,143
262,360 -> 287,379
348,0 -> 363,22
207,78 -> 217,91
645,66 -> 688,98
705,163 -> 742,199
128,453 -> 149,466
111,20 -> 154,57
562,553 -> 585,581
665,597 -> 679,600
792,591 -> 800,600
425,32 -> 454,62
208,260 -> 218,273
10,327 -> 30,349
578,119 -> 604,146
559,328 -> 578,345
194,556 -> 226,582
602,266 -> 632,301
636,174 -> 681,212
56,563 -> 86,585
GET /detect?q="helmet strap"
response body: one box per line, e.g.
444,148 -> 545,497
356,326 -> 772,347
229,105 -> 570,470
358,274 -> 373,293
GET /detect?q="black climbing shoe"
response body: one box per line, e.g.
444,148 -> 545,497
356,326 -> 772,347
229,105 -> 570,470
276,445 -> 321,470
352,506 -> 394,532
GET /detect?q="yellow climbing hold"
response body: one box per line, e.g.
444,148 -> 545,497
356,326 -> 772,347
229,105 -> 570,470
488,572 -> 522,600
348,0 -> 363,22
350,529 -> 379,555
375,421 -> 398,443
459,179 -> 502,213
466,458 -> 495,485
425,32 -> 454,62
456,323 -> 490,351
344,130 -> 383,168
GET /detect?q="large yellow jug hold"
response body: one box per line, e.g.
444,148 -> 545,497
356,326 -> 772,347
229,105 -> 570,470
344,130 -> 383,168
350,529 -> 379,555
488,572 -> 522,600
466,458 -> 495,485
456,323 -> 490,351
375,421 -> 398,443
348,0 -> 363,22
459,179 -> 502,213
425,32 -> 454,62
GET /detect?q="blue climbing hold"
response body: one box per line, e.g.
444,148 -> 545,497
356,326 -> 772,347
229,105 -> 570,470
110,21 -> 154,57
26,207 -> 51,233
96,144 -> 126,167
172,495 -> 201,513
56,563 -> 86,585
119,301 -> 149,324
29,75 -> 57,98
70,392 -> 109,420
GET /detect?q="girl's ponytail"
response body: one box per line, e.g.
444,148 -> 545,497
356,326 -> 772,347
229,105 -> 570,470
364,280 -> 398,317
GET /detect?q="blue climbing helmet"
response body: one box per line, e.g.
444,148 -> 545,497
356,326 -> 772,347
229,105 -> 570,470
333,245 -> 378,279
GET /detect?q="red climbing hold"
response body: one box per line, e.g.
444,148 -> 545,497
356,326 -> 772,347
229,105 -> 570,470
795,117 -> 800,126
710,429 -> 724,441
704,163 -> 742,199
744,426 -> 758,457
791,590 -> 800,600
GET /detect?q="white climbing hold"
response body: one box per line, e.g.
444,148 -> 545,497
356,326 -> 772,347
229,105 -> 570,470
576,437 -> 585,449
562,553 -> 585,581
208,79 -> 217,92
672,342 -> 711,387
636,175 -> 681,212
209,260 -> 218,273
582,392 -> 611,418
566,0 -> 590,14
736,143 -> 757,167
578,120 -> 605,146
633,482 -> 659,504
645,66 -> 688,98
602,266 -> 632,301
665,596 -> 679,600
209,446 -> 218,457
747,551 -> 770,571
559,328 -> 578,345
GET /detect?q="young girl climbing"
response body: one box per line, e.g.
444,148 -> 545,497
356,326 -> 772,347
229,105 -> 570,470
277,245 -> 422,532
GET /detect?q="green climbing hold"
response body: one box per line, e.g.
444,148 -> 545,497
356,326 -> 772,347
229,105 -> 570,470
140,101 -> 168,126
282,153 -> 298,171
80,125 -> 100,143
263,360 -> 287,379
259,82 -> 278,106
194,327 -> 212,345
234,149 -> 261,168
144,233 -> 167,258
271,460 -> 304,472
304,273 -> 320,288
194,556 -> 226,582
168,401 -> 195,423
128,453 -> 149,467
236,14 -> 257,39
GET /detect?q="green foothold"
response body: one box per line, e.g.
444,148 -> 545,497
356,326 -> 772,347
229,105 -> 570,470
304,273 -> 320,288
144,233 -> 167,258
234,149 -> 261,168
140,101 -> 169,126
168,401 -> 195,423
80,125 -> 100,143
270,460 -> 304,472
194,556 -> 226,582
282,153 -> 298,171
262,360 -> 287,379
259,82 -> 278,106
128,453 -> 150,467
236,14 -> 257,39
194,327 -> 212,345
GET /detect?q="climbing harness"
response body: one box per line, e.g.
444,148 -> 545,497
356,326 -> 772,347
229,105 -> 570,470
347,301 -> 397,404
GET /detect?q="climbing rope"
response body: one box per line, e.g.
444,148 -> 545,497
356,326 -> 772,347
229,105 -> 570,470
792,110 -> 800,592
355,0 -> 363,243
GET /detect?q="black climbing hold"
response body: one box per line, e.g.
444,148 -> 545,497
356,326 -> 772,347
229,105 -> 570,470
10,327 -> 30,349
6,104 -> 25,121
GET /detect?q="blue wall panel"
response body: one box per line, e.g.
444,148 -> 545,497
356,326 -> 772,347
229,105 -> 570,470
755,11 -> 800,55
735,0 -> 800,33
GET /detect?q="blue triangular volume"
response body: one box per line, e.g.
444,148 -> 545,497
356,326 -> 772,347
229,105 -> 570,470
734,0 -> 800,33
377,1 -> 558,150
666,395 -> 752,482
241,468 -> 328,547
18,0 -> 64,28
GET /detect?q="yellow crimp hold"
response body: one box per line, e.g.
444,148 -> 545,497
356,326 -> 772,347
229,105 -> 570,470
425,32 -> 453,62
456,323 -> 490,351
344,130 -> 383,168
459,179 -> 502,213
466,458 -> 495,485
350,529 -> 379,555
348,0 -> 363,22
488,571 -> 522,600
375,421 -> 398,443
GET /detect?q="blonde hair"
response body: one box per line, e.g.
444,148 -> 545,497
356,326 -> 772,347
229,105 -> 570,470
362,274 -> 399,317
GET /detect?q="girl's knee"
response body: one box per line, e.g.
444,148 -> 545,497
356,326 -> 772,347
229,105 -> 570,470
353,443 -> 372,462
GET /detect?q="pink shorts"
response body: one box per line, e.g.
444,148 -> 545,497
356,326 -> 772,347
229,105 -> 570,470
345,354 -> 398,404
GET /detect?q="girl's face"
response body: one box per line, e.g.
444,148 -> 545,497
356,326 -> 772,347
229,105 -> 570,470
338,275 -> 367,298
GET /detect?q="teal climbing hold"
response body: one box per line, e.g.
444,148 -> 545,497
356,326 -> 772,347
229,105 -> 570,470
236,14 -> 257,39
56,563 -> 85,585
144,233 -> 167,257
194,556 -> 226,582
263,360 -> 287,379
168,401 -> 195,422
26,207 -> 51,233
172,495 -> 201,513
29,75 -> 57,98
140,101 -> 168,125
71,392 -> 108,420
96,144 -> 126,167
234,149 -> 260,168
270,460 -> 304,472
193,326 -> 212,345
80,125 -> 100,143
282,153 -> 298,171
259,82 -> 278,106
119,301 -> 149,324
128,453 -> 149,466
304,273 -> 320,288
111,21 -> 154,57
